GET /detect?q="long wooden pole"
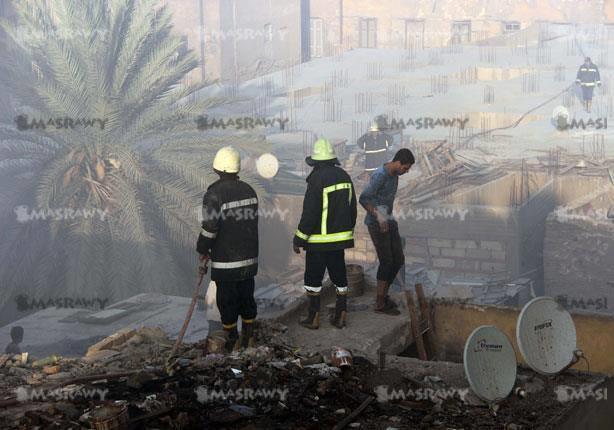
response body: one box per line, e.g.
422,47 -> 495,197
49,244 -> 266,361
405,291 -> 428,360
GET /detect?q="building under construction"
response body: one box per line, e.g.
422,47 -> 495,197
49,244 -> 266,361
0,0 -> 614,429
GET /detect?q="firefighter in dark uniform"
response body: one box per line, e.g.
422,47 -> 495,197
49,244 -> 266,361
576,57 -> 601,113
357,123 -> 393,173
293,139 -> 357,329
197,146 -> 259,352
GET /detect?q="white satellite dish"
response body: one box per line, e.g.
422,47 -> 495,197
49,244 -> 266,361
256,153 -> 279,179
516,296 -> 578,375
463,325 -> 517,403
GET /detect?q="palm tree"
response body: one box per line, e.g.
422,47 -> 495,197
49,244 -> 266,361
0,0 -> 268,316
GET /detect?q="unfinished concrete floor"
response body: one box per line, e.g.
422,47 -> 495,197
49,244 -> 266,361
282,280 -> 414,363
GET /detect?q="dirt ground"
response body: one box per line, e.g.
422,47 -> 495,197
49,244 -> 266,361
0,320 -> 607,429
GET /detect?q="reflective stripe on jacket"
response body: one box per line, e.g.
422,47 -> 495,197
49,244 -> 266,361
197,177 -> 258,281
293,162 -> 357,251
576,63 -> 601,87
357,132 -> 392,171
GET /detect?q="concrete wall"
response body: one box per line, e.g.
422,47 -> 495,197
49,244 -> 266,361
218,0 -> 302,82
310,0 -> 607,54
164,0 -> 302,83
432,302 -> 614,375
544,187 -> 614,316
396,174 -> 610,290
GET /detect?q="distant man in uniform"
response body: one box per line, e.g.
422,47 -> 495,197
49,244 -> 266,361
360,149 -> 415,314
357,123 -> 393,173
576,57 -> 601,113
197,146 -> 259,351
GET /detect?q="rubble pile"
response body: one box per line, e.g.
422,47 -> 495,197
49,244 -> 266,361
398,140 -> 505,204
0,321 -> 604,429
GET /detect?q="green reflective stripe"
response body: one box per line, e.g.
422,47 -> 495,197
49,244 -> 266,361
321,183 -> 352,235
306,230 -> 353,243
295,229 -> 309,240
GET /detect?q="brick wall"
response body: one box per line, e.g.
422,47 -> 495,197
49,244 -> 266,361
405,237 -> 508,276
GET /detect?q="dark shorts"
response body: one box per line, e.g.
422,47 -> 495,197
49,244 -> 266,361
582,86 -> 594,101
304,250 -> 347,289
215,278 -> 257,326
368,222 -> 405,283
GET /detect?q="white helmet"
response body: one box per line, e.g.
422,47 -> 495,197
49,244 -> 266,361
213,146 -> 240,173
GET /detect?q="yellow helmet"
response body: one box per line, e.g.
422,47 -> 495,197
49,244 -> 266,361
306,138 -> 338,165
213,146 -> 240,173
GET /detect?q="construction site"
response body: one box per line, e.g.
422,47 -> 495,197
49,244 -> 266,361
1,0 -> 614,429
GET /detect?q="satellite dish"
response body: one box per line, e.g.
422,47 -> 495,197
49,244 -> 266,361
256,153 -> 279,179
516,296 -> 577,375
463,325 -> 517,403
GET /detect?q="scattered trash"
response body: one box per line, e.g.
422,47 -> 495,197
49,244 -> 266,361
32,355 -> 60,368
88,402 -> 129,430
331,347 -> 353,368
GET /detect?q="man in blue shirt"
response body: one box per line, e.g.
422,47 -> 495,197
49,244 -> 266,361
359,148 -> 415,314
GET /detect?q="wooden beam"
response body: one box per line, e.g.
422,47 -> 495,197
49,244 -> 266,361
415,283 -> 437,359
405,291 -> 428,360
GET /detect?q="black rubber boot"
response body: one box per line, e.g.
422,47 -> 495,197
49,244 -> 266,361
300,293 -> 320,329
240,321 -> 255,349
330,294 -> 347,329
223,326 -> 239,353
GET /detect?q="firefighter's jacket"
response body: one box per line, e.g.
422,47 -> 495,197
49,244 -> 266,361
197,176 -> 258,281
357,132 -> 393,172
576,62 -> 601,87
294,162 -> 357,252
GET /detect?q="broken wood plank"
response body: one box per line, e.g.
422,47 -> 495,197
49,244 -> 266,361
43,368 -> 164,391
422,153 -> 434,176
405,291 -> 428,361
333,396 -> 375,430
415,283 -> 437,359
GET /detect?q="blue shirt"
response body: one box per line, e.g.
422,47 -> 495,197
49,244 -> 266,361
359,165 -> 398,226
